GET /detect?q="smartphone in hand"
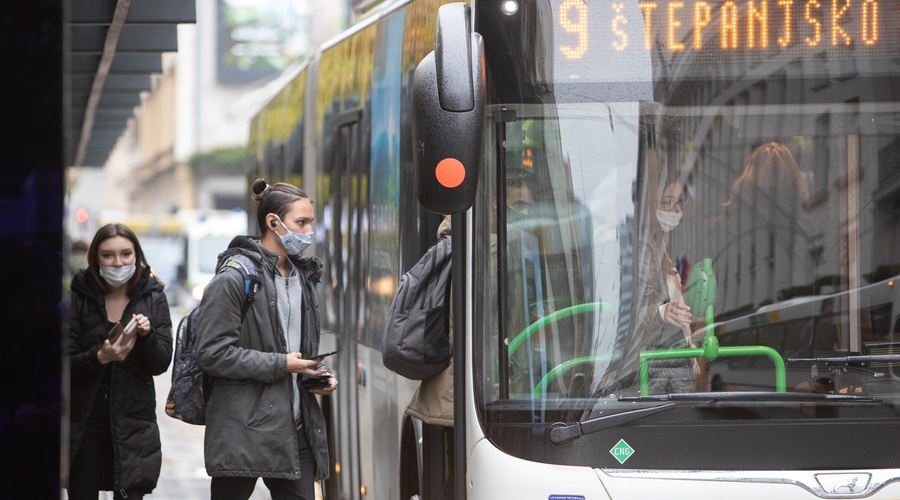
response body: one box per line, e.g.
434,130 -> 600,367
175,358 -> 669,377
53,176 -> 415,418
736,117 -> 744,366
123,316 -> 138,336
301,374 -> 332,389
107,322 -> 125,343
307,350 -> 337,360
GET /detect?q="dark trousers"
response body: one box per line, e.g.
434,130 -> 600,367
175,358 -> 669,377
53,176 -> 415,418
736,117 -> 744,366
210,430 -> 316,500
422,423 -> 455,500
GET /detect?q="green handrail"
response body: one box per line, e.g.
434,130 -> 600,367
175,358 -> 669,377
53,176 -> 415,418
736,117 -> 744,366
494,302 -> 613,380
639,344 -> 787,395
531,355 -> 616,398
507,302 -> 613,354
638,299 -> 786,395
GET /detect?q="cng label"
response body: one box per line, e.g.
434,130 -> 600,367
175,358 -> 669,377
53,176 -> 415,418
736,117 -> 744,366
609,439 -> 634,464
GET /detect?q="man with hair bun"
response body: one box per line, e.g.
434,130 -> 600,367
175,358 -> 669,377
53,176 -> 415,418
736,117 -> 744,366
196,178 -> 338,500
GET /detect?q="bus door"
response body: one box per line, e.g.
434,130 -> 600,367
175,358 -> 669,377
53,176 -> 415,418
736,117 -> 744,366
323,108 -> 365,499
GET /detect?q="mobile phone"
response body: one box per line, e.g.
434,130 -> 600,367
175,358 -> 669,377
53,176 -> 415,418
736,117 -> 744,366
307,350 -> 337,360
301,374 -> 332,389
107,322 -> 125,343
123,316 -> 138,336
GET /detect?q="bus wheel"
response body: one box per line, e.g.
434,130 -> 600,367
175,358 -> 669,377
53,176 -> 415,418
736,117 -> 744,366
400,417 -> 421,500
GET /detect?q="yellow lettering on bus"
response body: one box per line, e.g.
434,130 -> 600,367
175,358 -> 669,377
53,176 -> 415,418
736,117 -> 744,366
777,0 -> 794,47
694,1 -> 712,49
639,2 -> 659,49
559,0 -> 589,60
747,0 -> 769,48
669,2 -> 686,51
721,0 -> 740,49
831,0 -> 851,46
861,0 -> 878,45
612,3 -> 629,51
805,0 -> 822,46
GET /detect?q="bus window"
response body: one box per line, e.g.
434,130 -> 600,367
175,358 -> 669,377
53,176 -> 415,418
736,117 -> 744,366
782,319 -> 814,358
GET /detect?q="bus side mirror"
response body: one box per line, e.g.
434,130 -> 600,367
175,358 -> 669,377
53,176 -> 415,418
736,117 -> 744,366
412,2 -> 485,214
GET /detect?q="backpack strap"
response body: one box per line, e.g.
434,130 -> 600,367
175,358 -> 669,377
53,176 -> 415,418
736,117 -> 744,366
221,254 -> 260,319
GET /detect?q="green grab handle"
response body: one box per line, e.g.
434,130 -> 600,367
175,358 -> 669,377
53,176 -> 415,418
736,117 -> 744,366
531,355 -> 616,398
494,302 -> 613,379
639,345 -> 787,395
507,302 -> 612,355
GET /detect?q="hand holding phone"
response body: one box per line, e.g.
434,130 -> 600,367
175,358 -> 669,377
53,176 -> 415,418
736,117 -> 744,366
306,350 -> 337,360
301,374 -> 332,389
107,322 -> 125,343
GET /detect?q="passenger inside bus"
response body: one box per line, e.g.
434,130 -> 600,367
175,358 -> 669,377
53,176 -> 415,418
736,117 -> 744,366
492,162 -> 539,395
710,141 -> 814,315
406,214 -> 455,500
598,157 -> 700,396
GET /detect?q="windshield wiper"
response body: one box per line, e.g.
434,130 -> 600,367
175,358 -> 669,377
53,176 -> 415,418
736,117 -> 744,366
618,391 -> 882,402
548,402 -> 676,446
788,354 -> 900,364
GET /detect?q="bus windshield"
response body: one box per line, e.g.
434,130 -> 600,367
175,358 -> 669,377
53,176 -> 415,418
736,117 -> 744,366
473,95 -> 900,459
473,2 -> 900,460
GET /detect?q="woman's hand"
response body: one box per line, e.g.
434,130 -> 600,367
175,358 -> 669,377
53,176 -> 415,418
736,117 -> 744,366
663,301 -> 692,328
129,313 -> 152,336
97,330 -> 137,364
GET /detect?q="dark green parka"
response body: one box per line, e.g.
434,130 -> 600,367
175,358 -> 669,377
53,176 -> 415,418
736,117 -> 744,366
196,236 -> 330,480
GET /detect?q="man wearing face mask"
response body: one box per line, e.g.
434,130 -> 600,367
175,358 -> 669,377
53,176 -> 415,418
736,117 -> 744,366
195,178 -> 337,500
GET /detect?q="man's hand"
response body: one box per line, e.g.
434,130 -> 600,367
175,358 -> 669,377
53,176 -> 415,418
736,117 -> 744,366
308,376 -> 339,396
286,352 -> 328,376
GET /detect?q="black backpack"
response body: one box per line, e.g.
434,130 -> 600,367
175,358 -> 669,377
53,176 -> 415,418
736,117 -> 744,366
165,254 -> 260,425
381,236 -> 453,380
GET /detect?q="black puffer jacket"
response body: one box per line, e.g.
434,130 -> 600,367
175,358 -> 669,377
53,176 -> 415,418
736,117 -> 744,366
67,266 -> 173,494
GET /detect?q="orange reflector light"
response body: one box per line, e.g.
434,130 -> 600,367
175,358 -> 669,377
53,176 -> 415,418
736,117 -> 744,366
435,158 -> 466,188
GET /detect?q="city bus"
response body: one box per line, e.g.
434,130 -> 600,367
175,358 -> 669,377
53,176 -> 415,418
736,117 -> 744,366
247,0 -> 900,498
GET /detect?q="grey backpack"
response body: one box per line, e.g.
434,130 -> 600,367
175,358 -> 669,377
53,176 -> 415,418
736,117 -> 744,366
381,236 -> 453,380
165,254 -> 259,425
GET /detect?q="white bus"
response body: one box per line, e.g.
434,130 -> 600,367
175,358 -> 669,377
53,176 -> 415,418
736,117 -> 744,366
248,0 -> 900,498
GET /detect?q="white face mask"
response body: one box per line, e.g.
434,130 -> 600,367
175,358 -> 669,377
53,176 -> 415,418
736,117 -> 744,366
275,216 -> 313,257
99,263 -> 136,288
656,209 -> 683,232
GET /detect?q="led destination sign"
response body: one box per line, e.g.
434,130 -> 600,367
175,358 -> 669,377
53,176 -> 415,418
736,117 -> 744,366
553,0 -> 898,69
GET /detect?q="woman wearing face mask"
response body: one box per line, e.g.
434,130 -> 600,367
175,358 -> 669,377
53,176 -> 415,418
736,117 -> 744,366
66,223 -> 173,499
638,174 -> 701,393
598,168 -> 699,396
196,178 -> 337,500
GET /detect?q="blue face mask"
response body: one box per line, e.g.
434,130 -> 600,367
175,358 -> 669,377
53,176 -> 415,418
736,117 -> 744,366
275,216 -> 313,256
